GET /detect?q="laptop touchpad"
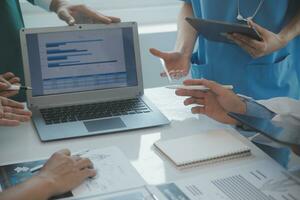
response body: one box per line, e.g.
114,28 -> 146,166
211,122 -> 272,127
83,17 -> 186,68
84,118 -> 126,132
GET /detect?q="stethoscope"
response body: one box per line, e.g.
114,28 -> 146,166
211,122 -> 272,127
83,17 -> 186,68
237,0 -> 265,22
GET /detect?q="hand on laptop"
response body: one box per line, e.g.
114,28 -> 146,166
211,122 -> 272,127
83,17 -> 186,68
227,20 -> 287,59
50,0 -> 121,25
0,97 -> 32,126
0,72 -> 20,98
175,79 -> 246,125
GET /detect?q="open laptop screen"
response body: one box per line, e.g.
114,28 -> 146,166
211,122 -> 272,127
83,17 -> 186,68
25,27 -> 138,97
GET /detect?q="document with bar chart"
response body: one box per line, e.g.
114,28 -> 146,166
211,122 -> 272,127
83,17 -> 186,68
35,29 -> 128,95
152,160 -> 300,200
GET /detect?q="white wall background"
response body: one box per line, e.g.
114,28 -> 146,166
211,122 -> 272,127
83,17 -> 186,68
20,0 -> 188,88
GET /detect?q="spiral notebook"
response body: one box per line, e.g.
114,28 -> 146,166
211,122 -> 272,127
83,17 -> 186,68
154,130 -> 251,169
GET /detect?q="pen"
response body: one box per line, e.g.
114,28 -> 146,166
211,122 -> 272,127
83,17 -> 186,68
30,149 -> 90,173
166,84 -> 234,91
149,193 -> 159,200
6,85 -> 32,91
160,58 -> 172,83
144,186 -> 159,200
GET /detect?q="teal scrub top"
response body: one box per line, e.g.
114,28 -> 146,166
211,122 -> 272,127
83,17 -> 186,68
183,0 -> 300,100
0,0 -> 35,101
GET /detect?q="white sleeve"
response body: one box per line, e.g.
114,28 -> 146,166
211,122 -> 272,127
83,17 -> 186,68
34,0 -> 53,11
257,97 -> 300,115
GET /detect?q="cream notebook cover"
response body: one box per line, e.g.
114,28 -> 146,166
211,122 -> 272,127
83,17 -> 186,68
154,130 -> 251,168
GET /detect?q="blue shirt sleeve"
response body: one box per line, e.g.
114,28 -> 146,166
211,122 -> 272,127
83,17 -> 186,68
243,98 -> 276,119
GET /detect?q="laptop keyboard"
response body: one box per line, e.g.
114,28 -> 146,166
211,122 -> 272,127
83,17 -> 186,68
40,98 -> 151,125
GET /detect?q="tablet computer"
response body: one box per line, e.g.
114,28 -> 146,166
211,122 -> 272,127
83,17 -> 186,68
186,17 -> 262,44
228,112 -> 300,146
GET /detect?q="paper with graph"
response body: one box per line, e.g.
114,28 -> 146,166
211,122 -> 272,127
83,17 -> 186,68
72,147 -> 145,197
153,160 -> 300,200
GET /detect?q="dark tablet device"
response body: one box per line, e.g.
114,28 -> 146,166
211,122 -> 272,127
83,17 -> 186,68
186,17 -> 262,44
228,112 -> 300,146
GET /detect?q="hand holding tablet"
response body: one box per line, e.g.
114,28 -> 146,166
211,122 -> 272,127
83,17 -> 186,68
185,17 -> 262,44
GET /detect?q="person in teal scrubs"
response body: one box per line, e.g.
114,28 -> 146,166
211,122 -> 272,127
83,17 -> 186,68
150,0 -> 300,100
0,0 -> 120,101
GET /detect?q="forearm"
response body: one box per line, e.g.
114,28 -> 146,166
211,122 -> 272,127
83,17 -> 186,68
175,2 -> 197,58
279,8 -> 300,44
0,176 -> 54,200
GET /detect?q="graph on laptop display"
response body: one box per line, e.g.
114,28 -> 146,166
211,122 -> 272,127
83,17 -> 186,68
38,29 -> 126,95
26,27 -> 138,96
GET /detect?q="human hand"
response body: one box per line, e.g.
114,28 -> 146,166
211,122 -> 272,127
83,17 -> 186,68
50,0 -> 121,25
0,96 -> 32,126
175,79 -> 246,125
0,72 -> 20,98
36,149 -> 96,198
228,20 -> 287,58
149,48 -> 191,79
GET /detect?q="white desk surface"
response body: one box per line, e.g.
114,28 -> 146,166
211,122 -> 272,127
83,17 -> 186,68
0,87 -> 280,185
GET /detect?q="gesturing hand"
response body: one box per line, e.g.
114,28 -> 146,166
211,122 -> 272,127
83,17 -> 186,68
51,0 -> 121,25
0,97 -> 32,126
149,48 -> 191,80
228,20 -> 287,59
0,72 -> 20,98
175,79 -> 246,125
37,149 -> 97,197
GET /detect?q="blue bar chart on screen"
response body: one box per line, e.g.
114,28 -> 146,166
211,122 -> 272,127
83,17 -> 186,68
30,28 -> 131,95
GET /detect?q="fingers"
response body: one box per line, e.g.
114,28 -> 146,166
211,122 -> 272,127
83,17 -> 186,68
227,34 -> 258,58
176,88 -> 206,98
0,119 -> 20,126
1,112 -> 31,122
0,82 -> 9,91
72,5 -> 112,24
0,100 -> 3,118
0,76 -> 11,91
2,72 -> 15,80
107,16 -> 121,23
80,168 -> 97,179
149,48 -> 167,59
3,106 -> 32,116
170,70 -> 187,79
184,97 -> 205,106
76,158 -> 94,170
248,20 -> 269,36
74,156 -> 96,178
58,149 -> 71,156
8,77 -> 20,84
231,33 -> 265,50
1,97 -> 24,109
183,79 -> 205,86
191,106 -> 205,114
0,91 -> 19,98
57,8 -> 76,25
183,79 -> 227,96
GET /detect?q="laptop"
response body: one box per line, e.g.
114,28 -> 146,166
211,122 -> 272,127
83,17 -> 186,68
20,22 -> 170,141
